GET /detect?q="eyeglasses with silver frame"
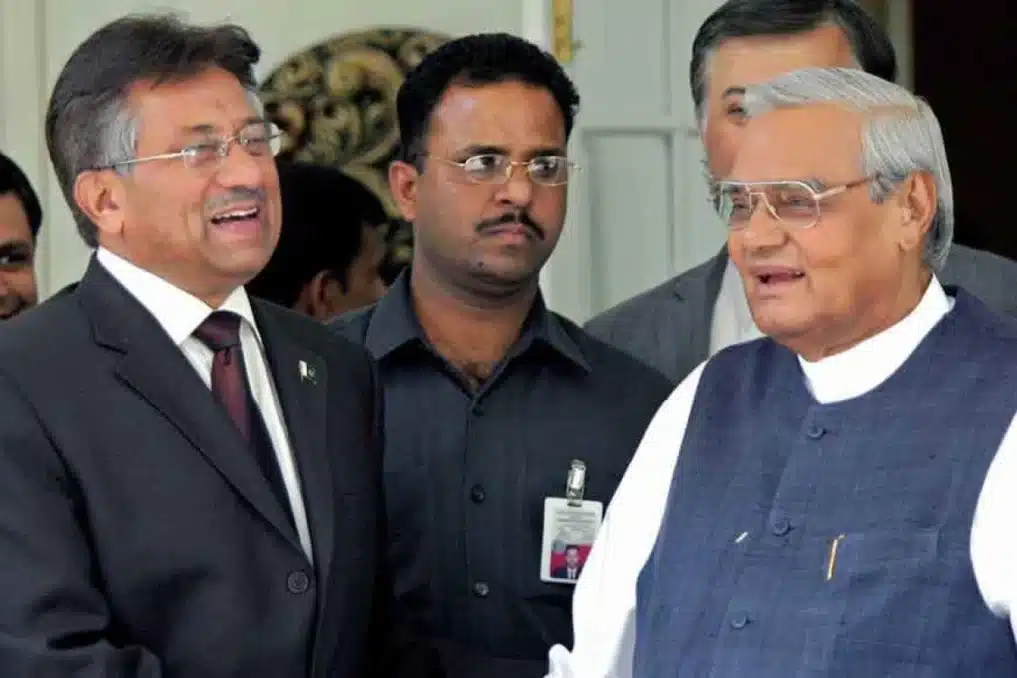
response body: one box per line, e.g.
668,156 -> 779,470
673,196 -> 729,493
429,153 -> 578,186
97,120 -> 283,172
715,176 -> 875,230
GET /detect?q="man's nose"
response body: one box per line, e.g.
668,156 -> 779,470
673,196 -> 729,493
742,197 -> 787,248
493,163 -> 535,207
216,140 -> 265,188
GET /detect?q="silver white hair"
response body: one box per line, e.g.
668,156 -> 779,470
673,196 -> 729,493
741,66 -> 953,270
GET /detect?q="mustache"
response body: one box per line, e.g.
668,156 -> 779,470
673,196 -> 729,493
476,211 -> 545,240
205,187 -> 266,214
0,298 -> 28,320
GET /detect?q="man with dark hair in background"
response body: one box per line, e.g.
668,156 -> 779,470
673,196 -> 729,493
332,32 -> 672,678
247,161 -> 388,320
585,0 -> 1017,385
0,151 -> 42,319
0,14 -> 386,677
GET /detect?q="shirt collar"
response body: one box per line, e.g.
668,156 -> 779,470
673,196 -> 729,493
365,269 -> 590,372
96,247 -> 262,348
722,257 -> 759,335
799,276 -> 953,404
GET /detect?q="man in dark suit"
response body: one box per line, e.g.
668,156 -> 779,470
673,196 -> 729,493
0,15 -> 385,677
585,0 -> 1017,383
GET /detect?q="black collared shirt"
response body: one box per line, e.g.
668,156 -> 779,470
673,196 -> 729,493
331,272 -> 672,678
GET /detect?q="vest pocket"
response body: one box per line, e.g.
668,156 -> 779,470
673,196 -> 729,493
819,528 -> 943,672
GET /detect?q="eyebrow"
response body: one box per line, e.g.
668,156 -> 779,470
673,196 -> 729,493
458,145 -> 567,158
179,116 -> 267,136
0,240 -> 32,259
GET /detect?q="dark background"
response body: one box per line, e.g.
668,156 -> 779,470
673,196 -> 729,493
912,1 -> 1017,260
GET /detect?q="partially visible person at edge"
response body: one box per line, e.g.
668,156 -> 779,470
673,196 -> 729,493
585,0 -> 1017,385
0,151 -> 42,319
331,32 -> 672,678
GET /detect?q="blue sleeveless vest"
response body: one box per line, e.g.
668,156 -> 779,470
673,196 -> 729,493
633,289 -> 1017,677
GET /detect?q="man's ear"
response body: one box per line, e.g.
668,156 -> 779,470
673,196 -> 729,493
74,169 -> 127,239
300,270 -> 345,321
389,160 -> 420,223
894,171 -> 937,255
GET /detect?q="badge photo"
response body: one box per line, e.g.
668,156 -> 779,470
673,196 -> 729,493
540,460 -> 603,584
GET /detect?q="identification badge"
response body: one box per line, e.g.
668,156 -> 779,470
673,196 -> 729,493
539,460 -> 603,584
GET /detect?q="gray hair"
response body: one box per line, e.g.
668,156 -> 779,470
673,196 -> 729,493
45,14 -> 261,247
50,99 -> 139,246
741,66 -> 953,270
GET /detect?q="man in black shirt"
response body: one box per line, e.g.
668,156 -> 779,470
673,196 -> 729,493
331,33 -> 672,678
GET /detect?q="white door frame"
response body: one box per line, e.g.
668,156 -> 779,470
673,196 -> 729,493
519,0 -> 714,322
520,0 -> 560,309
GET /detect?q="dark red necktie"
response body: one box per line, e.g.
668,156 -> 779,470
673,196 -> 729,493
193,311 -> 293,524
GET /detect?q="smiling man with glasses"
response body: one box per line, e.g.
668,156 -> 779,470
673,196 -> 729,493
0,14 -> 387,678
332,32 -> 672,678
548,66 -> 1017,678
585,0 -> 1017,389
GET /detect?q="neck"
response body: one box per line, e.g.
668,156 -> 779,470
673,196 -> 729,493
410,264 -> 538,373
101,244 -> 238,309
791,269 -> 932,363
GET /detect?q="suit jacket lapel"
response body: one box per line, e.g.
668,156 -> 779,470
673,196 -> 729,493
76,258 -> 302,552
673,247 -> 728,372
252,303 -> 334,590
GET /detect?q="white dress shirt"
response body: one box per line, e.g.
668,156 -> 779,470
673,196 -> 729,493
546,277 -> 1017,678
708,258 -> 763,354
97,248 -> 313,562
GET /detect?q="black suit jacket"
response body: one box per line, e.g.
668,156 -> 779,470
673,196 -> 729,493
0,259 -> 386,677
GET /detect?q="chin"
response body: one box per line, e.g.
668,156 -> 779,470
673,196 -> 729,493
756,315 -> 817,343
471,261 -> 540,287
218,250 -> 272,279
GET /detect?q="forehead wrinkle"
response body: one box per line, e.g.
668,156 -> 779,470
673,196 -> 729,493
730,106 -> 862,182
130,71 -> 261,148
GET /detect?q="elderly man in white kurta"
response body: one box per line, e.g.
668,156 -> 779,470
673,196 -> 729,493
546,67 -> 1017,678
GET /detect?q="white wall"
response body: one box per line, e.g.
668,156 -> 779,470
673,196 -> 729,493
0,0 -> 534,298
1,0 -> 915,315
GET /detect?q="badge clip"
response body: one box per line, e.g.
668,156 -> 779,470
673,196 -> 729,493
565,459 -> 586,507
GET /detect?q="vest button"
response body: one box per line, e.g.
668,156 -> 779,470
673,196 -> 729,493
730,613 -> 749,629
287,570 -> 310,594
473,581 -> 490,598
470,484 -> 486,503
806,424 -> 826,439
771,517 -> 791,536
